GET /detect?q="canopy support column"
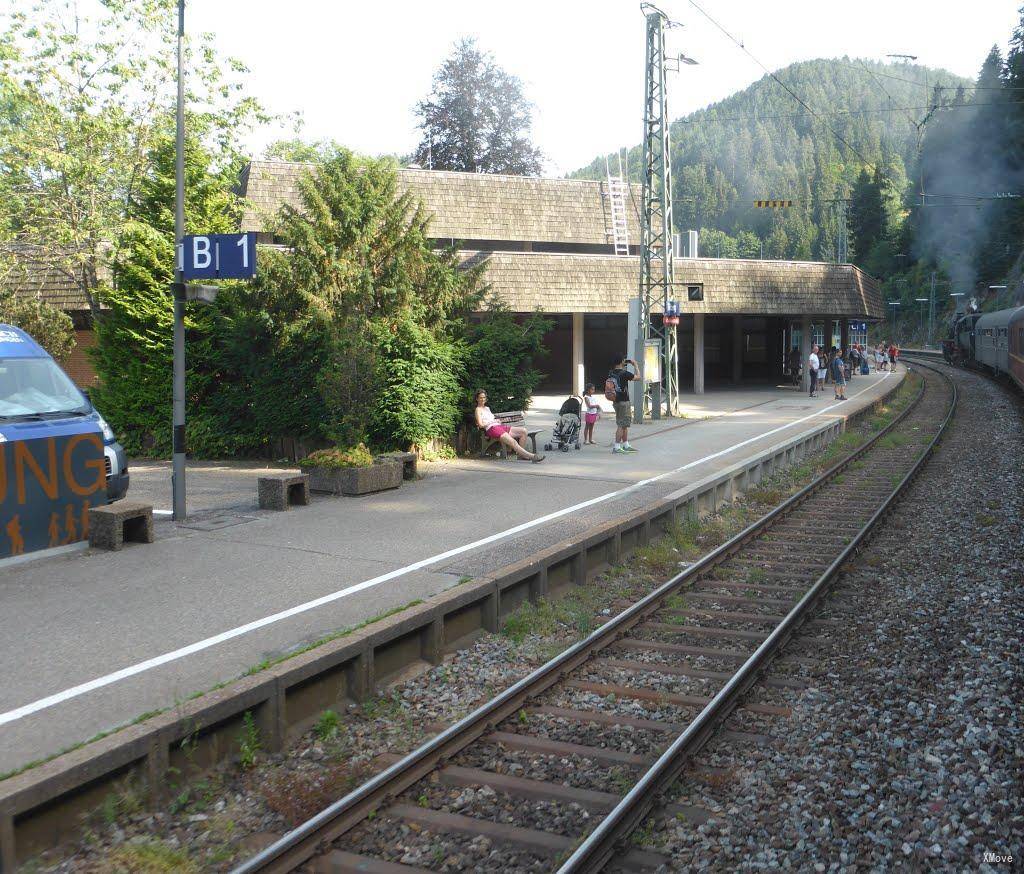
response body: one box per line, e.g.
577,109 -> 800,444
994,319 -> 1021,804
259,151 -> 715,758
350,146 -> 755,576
693,313 -> 705,394
732,316 -> 743,382
800,315 -> 811,393
572,312 -> 585,397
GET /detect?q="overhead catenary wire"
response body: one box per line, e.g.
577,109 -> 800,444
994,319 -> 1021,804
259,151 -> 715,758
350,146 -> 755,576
855,58 -> 923,130
677,100 -> 1024,125
831,60 -> 1024,91
684,0 -> 875,170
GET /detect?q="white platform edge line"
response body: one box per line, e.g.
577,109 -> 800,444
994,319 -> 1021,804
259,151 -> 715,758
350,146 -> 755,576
0,373 -> 890,728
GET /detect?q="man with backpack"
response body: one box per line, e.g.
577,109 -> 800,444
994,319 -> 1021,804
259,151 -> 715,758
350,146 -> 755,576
832,348 -> 848,401
606,355 -> 638,453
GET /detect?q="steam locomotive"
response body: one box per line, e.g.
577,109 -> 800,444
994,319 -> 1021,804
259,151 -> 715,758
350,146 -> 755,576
943,305 -> 1024,392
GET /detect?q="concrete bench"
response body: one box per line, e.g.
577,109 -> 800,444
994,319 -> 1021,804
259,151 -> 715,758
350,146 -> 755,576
88,500 -> 154,551
479,410 -> 542,459
258,473 -> 310,511
376,451 -> 418,481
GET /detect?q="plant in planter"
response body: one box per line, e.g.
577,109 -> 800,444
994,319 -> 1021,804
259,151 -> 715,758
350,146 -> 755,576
299,444 -> 403,496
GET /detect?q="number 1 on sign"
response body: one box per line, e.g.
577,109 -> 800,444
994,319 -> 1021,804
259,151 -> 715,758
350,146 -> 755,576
236,233 -> 249,269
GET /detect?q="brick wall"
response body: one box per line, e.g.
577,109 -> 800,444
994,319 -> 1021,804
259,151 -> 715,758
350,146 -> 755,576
66,328 -> 98,387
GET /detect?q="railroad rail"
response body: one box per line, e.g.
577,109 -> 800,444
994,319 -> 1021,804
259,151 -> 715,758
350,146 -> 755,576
233,362 -> 956,874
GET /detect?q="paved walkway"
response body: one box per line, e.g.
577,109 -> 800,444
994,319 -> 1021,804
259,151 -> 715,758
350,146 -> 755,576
0,371 -> 902,773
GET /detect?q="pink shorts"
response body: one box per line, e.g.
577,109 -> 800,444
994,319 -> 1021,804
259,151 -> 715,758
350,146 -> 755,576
485,424 -> 510,439
585,412 -> 599,424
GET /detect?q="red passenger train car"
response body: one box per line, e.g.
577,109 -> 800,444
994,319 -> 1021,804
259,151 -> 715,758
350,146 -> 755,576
1009,307 -> 1024,392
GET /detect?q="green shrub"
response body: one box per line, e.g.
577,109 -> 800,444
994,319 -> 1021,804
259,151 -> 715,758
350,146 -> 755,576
463,306 -> 550,412
0,285 -> 75,363
299,443 -> 374,469
366,315 -> 465,450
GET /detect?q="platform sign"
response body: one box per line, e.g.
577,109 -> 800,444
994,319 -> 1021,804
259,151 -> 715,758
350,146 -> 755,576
665,300 -> 680,317
0,432 -> 106,559
643,338 -> 662,384
177,232 -> 256,280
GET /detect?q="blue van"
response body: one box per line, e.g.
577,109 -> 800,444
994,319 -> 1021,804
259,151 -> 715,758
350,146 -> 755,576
0,324 -> 128,503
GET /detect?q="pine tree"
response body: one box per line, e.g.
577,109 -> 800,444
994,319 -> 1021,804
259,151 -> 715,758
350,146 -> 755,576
267,151 -> 488,449
849,168 -> 885,265
413,39 -> 543,175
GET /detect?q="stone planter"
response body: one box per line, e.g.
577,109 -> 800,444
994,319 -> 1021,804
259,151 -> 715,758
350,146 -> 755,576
305,458 -> 403,496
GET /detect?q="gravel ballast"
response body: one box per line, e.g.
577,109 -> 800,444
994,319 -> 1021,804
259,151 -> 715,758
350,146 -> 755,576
32,366 -> 1021,873
651,364 -> 1023,871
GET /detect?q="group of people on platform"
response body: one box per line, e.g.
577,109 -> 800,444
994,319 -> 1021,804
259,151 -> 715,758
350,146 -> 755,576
872,342 -> 900,372
477,340 -> 903,460
797,341 -> 899,400
473,355 -> 642,460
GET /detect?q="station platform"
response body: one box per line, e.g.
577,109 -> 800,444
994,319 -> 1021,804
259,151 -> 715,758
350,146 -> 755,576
0,369 -> 903,774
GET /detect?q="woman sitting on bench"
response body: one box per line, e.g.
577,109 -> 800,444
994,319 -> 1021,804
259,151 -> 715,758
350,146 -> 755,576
474,390 -> 545,463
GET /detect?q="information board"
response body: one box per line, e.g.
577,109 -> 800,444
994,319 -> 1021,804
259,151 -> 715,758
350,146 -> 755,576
644,338 -> 662,384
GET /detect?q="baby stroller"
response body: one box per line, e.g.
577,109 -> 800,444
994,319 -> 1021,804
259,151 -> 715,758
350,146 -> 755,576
545,395 -> 582,452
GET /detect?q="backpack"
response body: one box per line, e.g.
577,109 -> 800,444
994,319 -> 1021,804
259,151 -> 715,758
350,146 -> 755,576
604,374 -> 619,402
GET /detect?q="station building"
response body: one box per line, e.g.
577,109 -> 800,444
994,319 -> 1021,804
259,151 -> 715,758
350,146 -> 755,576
240,161 -> 884,396
2,164 -> 883,392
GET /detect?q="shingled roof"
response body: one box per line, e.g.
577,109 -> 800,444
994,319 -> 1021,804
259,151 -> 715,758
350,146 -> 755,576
0,244 -> 106,312
465,252 -> 885,319
239,161 -> 642,246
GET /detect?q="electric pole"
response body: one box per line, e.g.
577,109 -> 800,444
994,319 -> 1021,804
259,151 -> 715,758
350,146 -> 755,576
636,3 -> 681,420
928,271 -> 936,346
172,0 -> 186,520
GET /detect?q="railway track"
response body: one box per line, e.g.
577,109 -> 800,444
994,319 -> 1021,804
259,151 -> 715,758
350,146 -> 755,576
233,362 -> 956,874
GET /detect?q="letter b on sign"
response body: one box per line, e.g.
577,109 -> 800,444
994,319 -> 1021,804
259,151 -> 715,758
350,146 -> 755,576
193,237 -> 212,269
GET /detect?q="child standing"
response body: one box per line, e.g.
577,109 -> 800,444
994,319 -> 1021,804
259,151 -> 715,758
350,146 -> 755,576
582,384 -> 600,445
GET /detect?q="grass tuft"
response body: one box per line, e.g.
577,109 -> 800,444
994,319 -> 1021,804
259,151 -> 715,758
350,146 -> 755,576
314,709 -> 341,741
102,841 -> 197,873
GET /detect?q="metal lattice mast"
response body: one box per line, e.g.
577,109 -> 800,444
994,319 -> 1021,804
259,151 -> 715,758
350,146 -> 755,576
638,6 -> 677,417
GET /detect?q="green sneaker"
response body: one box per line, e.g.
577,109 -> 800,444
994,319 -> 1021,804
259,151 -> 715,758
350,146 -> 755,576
622,444 -> 639,452
612,446 -> 626,454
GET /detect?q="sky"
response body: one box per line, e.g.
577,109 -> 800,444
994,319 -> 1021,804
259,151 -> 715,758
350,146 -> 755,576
185,0 -> 1021,176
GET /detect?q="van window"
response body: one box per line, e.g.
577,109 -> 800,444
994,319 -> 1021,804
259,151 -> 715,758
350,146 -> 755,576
0,357 -> 89,418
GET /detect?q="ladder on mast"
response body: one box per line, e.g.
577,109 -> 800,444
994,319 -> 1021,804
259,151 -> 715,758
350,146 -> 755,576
605,154 -> 630,256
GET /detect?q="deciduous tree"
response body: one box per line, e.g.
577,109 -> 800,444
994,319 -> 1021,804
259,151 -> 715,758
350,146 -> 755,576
0,0 -> 264,316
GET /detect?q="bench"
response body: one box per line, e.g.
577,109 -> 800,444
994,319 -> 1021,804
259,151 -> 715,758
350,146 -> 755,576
88,500 -> 154,550
376,451 -> 418,481
258,472 -> 311,511
479,411 -> 542,459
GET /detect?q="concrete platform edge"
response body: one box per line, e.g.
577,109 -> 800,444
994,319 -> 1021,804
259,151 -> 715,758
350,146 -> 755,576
0,373 -> 904,870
